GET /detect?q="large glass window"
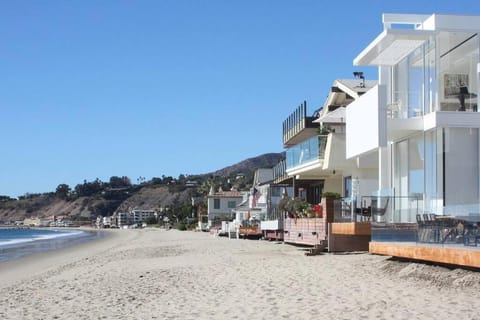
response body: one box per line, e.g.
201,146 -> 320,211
390,33 -> 479,115
424,130 -> 441,214
393,133 -> 425,222
444,128 -> 480,215
270,187 -> 281,197
344,176 -> 352,199
425,37 -> 437,114
414,128 -> 480,216
438,32 -> 479,112
391,45 -> 426,118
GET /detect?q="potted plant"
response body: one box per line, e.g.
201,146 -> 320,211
322,192 -> 341,199
278,197 -> 312,218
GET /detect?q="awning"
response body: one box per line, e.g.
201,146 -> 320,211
354,29 -> 435,66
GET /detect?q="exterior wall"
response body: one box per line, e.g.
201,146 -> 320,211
328,234 -> 370,252
261,219 -> 283,230
207,196 -> 243,225
283,218 -> 326,246
323,133 -> 352,170
323,176 -> 342,194
23,218 -> 41,226
423,14 -> 480,31
346,85 -> 387,158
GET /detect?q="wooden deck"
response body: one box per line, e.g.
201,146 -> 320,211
263,230 -> 284,241
328,222 -> 371,252
283,218 -> 326,246
331,222 -> 371,235
370,241 -> 480,269
239,227 -> 262,239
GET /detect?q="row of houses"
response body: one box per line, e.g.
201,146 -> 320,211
23,215 -> 78,227
96,209 -> 158,228
205,13 -> 480,268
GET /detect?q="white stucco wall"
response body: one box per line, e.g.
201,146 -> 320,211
346,85 -> 387,159
323,176 -> 342,194
207,196 -> 243,222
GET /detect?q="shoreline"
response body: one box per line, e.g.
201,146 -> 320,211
1,229 -> 480,319
0,228 -> 125,289
0,227 -> 105,263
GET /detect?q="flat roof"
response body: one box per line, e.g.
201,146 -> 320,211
354,29 -> 434,66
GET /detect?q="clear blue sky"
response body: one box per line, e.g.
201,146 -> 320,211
1,1 -> 479,198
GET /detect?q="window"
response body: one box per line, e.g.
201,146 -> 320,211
227,201 -> 236,208
438,32 -> 479,112
271,187 -> 281,197
344,176 -> 352,199
213,199 -> 220,209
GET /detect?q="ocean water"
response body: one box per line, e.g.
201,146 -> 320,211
0,228 -> 103,262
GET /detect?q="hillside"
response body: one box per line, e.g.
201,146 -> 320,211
0,152 -> 284,224
210,152 -> 284,177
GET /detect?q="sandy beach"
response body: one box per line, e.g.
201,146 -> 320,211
1,229 -> 480,320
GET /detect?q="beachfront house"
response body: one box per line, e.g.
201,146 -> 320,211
96,216 -> 112,228
231,168 -> 293,239
349,13 -> 480,268
315,79 -> 379,251
278,102 -> 326,246
206,187 -> 245,228
279,80 -> 377,250
259,162 -> 294,240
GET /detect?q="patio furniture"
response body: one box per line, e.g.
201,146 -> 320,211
371,197 -> 389,222
463,234 -> 480,246
416,213 -> 442,243
357,207 -> 372,222
455,215 -> 480,246
434,215 -> 459,243
416,214 -> 428,242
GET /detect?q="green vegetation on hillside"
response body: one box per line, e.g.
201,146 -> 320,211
0,152 -> 284,224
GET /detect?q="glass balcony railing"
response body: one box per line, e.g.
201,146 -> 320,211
273,159 -> 288,184
387,90 -> 423,119
286,135 -> 328,170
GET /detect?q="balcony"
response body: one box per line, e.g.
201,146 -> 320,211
346,85 -> 423,158
272,159 -> 290,184
282,101 -> 318,147
286,135 -> 328,173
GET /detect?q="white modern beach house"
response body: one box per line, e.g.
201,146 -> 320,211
348,13 -> 480,267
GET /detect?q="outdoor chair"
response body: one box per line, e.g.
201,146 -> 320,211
422,213 -> 440,243
357,207 -> 371,222
371,197 -> 389,222
416,214 -> 427,242
341,200 -> 371,222
463,218 -> 480,246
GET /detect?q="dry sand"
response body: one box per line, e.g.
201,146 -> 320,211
1,228 -> 480,320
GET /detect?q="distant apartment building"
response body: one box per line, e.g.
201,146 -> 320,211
131,209 -> 156,224
114,209 -> 157,227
